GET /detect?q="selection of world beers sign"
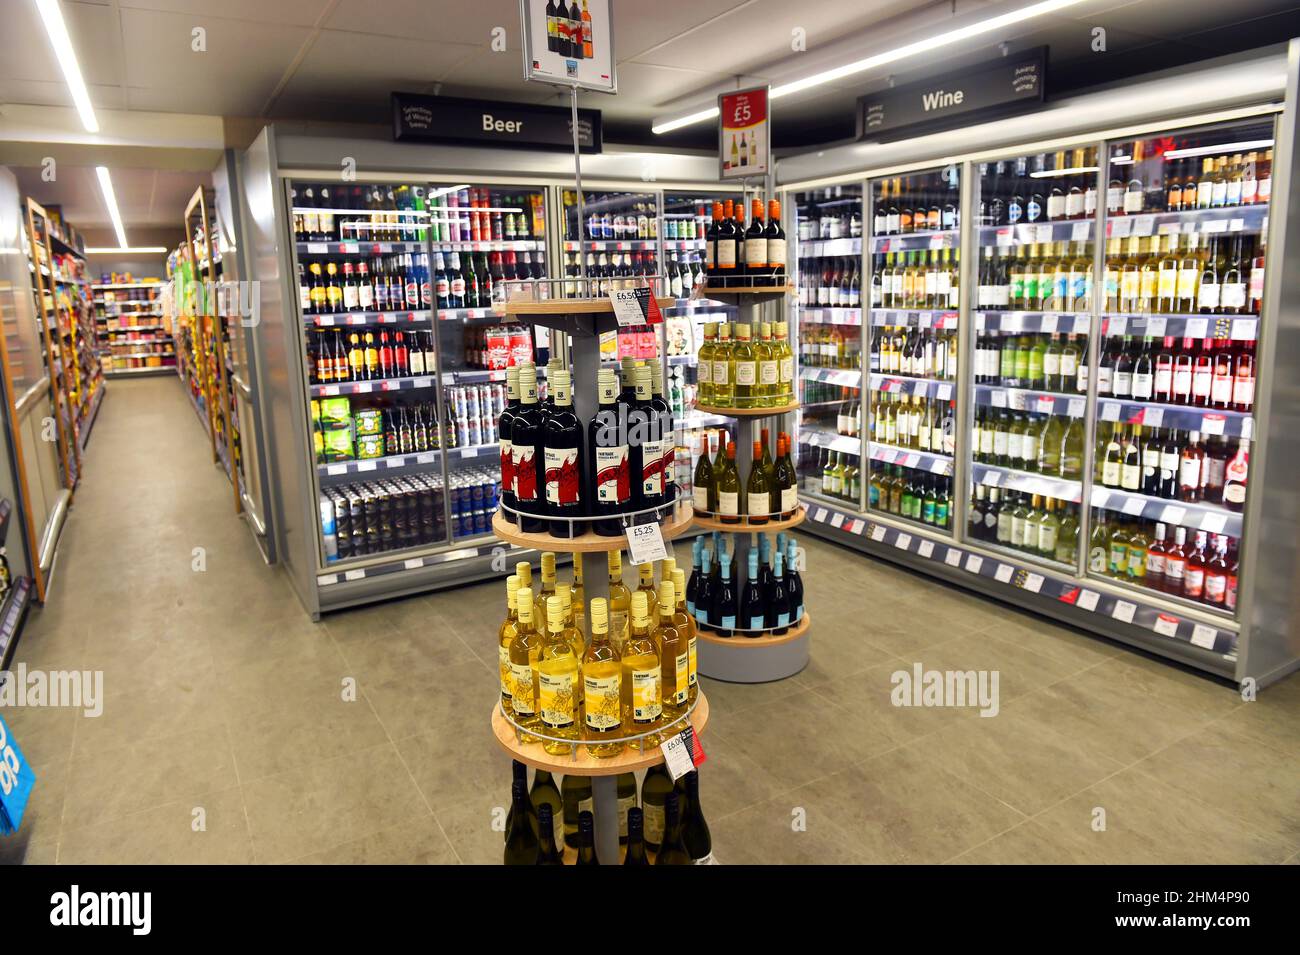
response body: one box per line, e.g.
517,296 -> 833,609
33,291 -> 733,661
719,86 -> 770,180
523,0 -> 616,93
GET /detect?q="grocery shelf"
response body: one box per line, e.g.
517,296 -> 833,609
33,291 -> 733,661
975,311 -> 1093,334
800,237 -> 861,257
870,227 -> 958,252
438,307 -> 499,321
319,442 -> 497,479
869,442 -> 954,476
1096,398 -> 1253,437
562,239 -> 656,252
310,374 -> 439,397
695,610 -> 810,647
502,296 -> 675,315
693,400 -> 801,417
977,219 -> 1094,245
491,502 -> 695,553
801,366 -> 861,387
306,309 -> 430,326
871,308 -> 959,328
490,692 -> 709,776
804,429 -> 860,456
0,577 -> 34,674
77,386 -> 105,453
1089,485 -> 1243,538
869,373 -> 957,400
441,368 -> 506,384
692,504 -> 806,533
973,385 -> 1087,418
316,535 -> 523,588
106,365 -> 175,378
1102,203 -> 1268,237
297,240 -> 428,255
798,307 -> 862,326
93,282 -> 162,290
701,284 -> 793,297
972,462 -> 1083,503
1100,313 -> 1260,341
661,238 -> 707,251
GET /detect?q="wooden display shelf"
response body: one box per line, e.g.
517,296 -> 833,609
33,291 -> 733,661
491,692 -> 709,777
692,400 -> 801,418
691,505 -> 806,534
501,296 -> 676,316
491,502 -> 694,553
701,284 -> 793,297
695,611 -> 810,648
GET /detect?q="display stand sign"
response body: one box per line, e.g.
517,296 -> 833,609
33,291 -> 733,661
719,86 -> 770,180
0,714 -> 35,835
608,286 -> 663,327
625,520 -> 668,566
660,725 -> 707,780
521,0 -> 616,93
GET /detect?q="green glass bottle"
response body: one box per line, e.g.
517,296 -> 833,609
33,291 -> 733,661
654,793 -> 691,865
504,779 -> 540,865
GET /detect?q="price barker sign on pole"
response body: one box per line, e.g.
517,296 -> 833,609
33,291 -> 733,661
718,86 -> 770,180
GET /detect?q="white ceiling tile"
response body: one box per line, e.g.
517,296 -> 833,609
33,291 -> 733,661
115,0 -> 334,27
282,30 -> 479,104
0,79 -> 126,110
10,164 -> 208,229
324,0 -> 523,45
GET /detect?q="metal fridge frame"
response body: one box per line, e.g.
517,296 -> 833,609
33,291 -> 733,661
778,45 -> 1300,688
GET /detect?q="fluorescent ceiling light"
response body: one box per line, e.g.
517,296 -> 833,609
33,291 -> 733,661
86,246 -> 167,254
1029,166 -> 1099,178
1164,139 -> 1273,159
652,0 -> 1086,134
34,0 -> 99,133
94,166 -> 128,249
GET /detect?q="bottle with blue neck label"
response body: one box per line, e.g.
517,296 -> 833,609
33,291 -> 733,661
694,550 -> 714,631
710,550 -> 737,638
742,550 -> 765,635
785,538 -> 804,622
768,552 -> 791,636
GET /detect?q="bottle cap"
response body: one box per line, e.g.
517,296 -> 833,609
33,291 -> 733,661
589,597 -> 608,632
671,568 -> 686,597
630,590 -> 649,624
505,575 -> 519,608
658,580 -> 676,611
515,561 -> 532,584
661,557 -> 677,579
517,588 -> 534,622
541,552 -> 556,577
547,595 -> 567,624
556,582 -> 571,602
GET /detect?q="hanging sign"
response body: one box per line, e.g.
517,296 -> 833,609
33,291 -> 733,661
520,0 -> 617,94
719,86 -> 770,180
392,93 -> 601,152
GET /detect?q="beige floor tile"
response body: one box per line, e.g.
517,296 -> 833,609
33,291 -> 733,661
949,821 -> 1081,864
433,788 -> 511,865
689,732 -> 789,821
395,725 -> 515,810
226,693 -> 392,783
904,629 -> 1083,704
332,624 -> 480,684
706,794 -> 875,865
58,786 -> 253,865
810,660 -> 988,743
292,819 -> 460,864
696,674 -> 805,716
241,743 -> 430,863
0,831 -> 58,865
360,657 -> 496,742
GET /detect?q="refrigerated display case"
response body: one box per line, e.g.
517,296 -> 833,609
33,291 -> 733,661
240,127 -> 727,616
778,45 -> 1300,686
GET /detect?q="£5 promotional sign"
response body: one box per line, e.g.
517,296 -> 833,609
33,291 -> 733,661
719,87 -> 770,180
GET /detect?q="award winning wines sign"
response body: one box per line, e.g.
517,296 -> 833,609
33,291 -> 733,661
719,86 -> 770,180
857,48 -> 1046,140
521,0 -> 616,93
392,93 -> 602,153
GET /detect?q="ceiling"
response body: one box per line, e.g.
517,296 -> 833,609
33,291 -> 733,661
10,162 -> 205,232
3,0 -> 1300,231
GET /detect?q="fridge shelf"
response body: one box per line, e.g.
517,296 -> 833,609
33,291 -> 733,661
318,448 -> 442,479
1099,313 -> 1259,340
306,309 -> 430,326
1103,203 -> 1268,238
661,239 -> 707,251
701,284 -> 794,297
441,368 -> 506,384
802,366 -> 861,387
1096,398 -> 1253,437
438,306 -> 500,321
974,385 -> 1087,418
869,442 -> 954,475
870,227 -> 958,252
869,374 -> 956,400
798,307 -> 862,326
310,374 -> 438,397
975,311 -> 1093,334
871,308 -> 959,328
316,536 -> 522,588
800,501 -> 1239,659
1089,486 -> 1243,538
972,462 -> 1083,503
562,239 -> 656,252
297,240 -> 428,255
800,237 -> 861,257
977,220 -> 1094,246
805,429 -> 860,455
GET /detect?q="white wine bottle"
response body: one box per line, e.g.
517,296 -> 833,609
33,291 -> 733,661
682,770 -> 714,863
655,580 -> 689,720
621,591 -> 662,744
654,793 -> 691,865
538,596 -> 580,756
640,763 -> 673,851
497,574 -> 520,716
530,769 -> 564,850
561,773 -> 593,850
534,552 -> 557,633
606,551 -> 631,650
508,587 -> 542,743
504,778 -> 540,865
617,771 -> 637,846
670,568 -> 698,705
583,597 -> 624,758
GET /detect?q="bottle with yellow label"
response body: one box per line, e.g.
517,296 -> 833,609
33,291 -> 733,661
515,560 -> 533,597
538,596 -> 581,756
497,575 -> 521,716
582,597 -> 624,758
508,587 -> 543,743
553,582 -> 585,708
606,551 -> 631,651
571,559 -> 586,636
670,568 -> 698,705
636,562 -> 657,605
654,580 -> 689,721
621,591 -> 662,745
534,552 -> 557,633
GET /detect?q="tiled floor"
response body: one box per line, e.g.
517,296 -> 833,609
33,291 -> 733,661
2,377 -> 1297,864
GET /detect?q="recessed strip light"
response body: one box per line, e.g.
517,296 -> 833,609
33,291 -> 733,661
1163,139 -> 1274,159
86,246 -> 167,254
652,0 -> 1087,134
1029,166 -> 1099,178
33,0 -> 99,133
94,167 -> 128,249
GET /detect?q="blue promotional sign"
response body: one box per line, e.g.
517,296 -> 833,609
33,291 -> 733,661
0,713 -> 36,835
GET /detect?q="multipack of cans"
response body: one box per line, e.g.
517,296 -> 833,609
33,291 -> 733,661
321,474 -> 446,562
449,468 -> 500,540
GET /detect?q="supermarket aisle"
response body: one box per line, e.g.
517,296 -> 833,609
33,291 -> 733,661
2,375 -> 1297,865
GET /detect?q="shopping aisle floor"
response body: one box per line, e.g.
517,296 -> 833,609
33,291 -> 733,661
2,376 -> 1298,864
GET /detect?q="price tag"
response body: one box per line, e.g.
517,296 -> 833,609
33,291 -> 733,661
918,313 -> 932,328
1190,623 -> 1218,650
918,540 -> 935,559
994,563 -> 1014,583
830,513 -> 845,528
929,457 -> 948,475
895,533 -> 912,551
403,557 -> 425,570
1002,314 -> 1022,334
991,390 -> 1008,408
1139,316 -> 1166,338
1231,319 -> 1258,341
981,469 -> 1001,486
1111,600 -> 1137,624
882,447 -> 898,463
1068,398 -> 1086,418
356,382 -> 373,393
1200,219 -> 1228,234
848,519 -> 865,534
626,522 -> 668,565
1152,613 -> 1180,637
316,573 -> 339,586
1090,487 -> 1110,508
306,242 -> 328,253
414,377 -> 432,388
903,453 -> 920,468
356,460 -> 377,473
1073,314 -> 1091,334
1132,215 -> 1154,236
1071,221 -> 1092,241
322,385 -> 340,396
318,316 -> 335,327
928,234 -> 945,250
377,243 -> 393,253
813,508 -> 828,522
660,726 -> 706,780
1160,504 -> 1186,525
1121,496 -> 1146,517
1241,417 -> 1254,440
1229,218 -> 1245,232
944,549 -> 963,567
416,451 -> 437,464
609,287 -> 663,327
1023,572 -> 1045,593
1035,396 -> 1057,415
1039,314 -> 1059,333
1184,317 -> 1208,339
1110,217 -> 1132,238
1142,407 -> 1164,427
1108,315 -> 1128,336
1200,512 -> 1228,534
870,524 -> 887,542
1034,224 -> 1052,244
326,463 -> 348,476
964,555 -> 984,574
995,228 -> 1013,247
936,383 -> 953,401
340,242 -> 359,254
1100,402 -> 1119,422
460,448 -> 478,458
1077,589 -> 1100,611
344,569 -> 366,582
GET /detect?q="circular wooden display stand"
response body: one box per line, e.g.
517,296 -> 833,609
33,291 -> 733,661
501,296 -> 677,315
491,692 -> 709,777
695,611 -> 811,648
491,502 -> 694,553
691,505 -> 807,534
696,612 -> 811,683
693,400 -> 801,418
701,284 -> 795,297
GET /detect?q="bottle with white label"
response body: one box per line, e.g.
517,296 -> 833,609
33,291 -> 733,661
732,323 -> 759,408
538,596 -> 580,755
582,596 -> 624,758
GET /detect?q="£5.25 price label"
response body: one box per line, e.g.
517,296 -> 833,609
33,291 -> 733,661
626,521 -> 667,565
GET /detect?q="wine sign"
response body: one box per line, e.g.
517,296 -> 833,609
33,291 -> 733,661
608,286 -> 663,327
521,0 -> 616,94
719,86 -> 770,180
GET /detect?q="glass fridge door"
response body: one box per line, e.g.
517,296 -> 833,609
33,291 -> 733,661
865,168 -> 960,532
966,147 -> 1098,568
559,187 -> 660,295
791,184 -> 864,509
1087,118 -> 1270,618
